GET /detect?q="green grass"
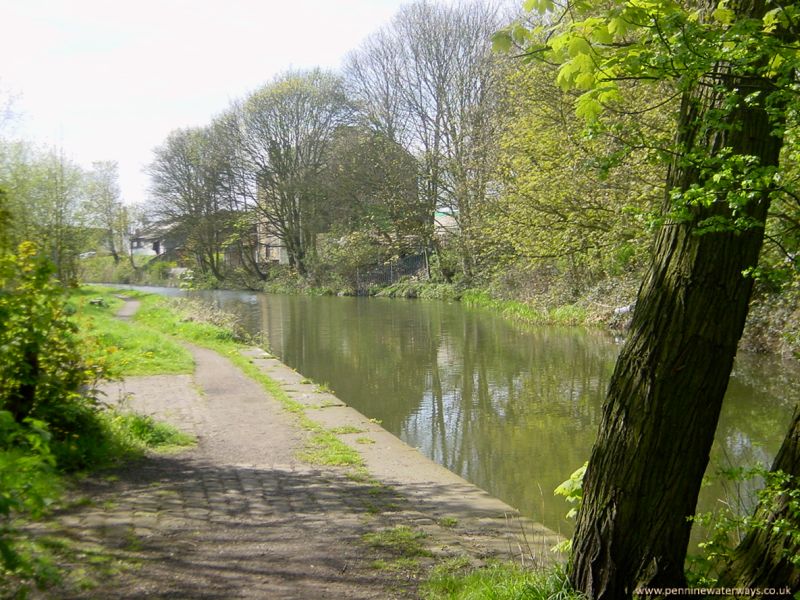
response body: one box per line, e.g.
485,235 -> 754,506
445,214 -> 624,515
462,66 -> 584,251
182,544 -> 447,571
108,413 -> 195,453
371,556 -> 423,574
375,281 -> 462,300
70,288 -> 194,376
363,525 -> 432,558
50,407 -> 196,473
131,293 -> 365,469
298,431 -> 363,466
460,290 -> 588,327
421,562 -> 584,600
373,283 -> 590,327
330,425 -> 366,435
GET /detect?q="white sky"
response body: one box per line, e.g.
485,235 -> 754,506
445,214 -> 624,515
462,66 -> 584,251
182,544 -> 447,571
0,0 -> 409,205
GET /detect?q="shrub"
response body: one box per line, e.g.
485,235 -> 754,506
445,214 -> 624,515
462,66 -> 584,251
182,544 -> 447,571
0,242 -> 106,429
0,411 -> 61,584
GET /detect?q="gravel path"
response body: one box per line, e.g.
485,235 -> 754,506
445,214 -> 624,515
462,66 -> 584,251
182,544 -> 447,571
26,300 -> 560,599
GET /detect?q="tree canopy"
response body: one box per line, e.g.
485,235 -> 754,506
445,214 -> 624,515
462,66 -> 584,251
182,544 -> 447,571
497,0 -> 800,595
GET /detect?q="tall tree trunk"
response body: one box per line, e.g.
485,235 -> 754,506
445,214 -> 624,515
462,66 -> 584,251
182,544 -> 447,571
107,228 -> 120,265
568,24 -> 785,599
718,407 -> 800,592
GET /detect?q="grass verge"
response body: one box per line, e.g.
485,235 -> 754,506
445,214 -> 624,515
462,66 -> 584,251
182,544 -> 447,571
374,282 -> 592,326
130,293 -> 364,469
107,412 -> 195,454
421,561 -> 584,600
2,287 -> 196,597
69,287 -> 194,376
460,290 -> 588,327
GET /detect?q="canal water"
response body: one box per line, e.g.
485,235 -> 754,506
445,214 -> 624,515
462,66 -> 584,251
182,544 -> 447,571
124,286 -> 799,537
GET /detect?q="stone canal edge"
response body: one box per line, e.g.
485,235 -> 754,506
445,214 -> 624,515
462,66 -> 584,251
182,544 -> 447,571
28,298 -> 562,599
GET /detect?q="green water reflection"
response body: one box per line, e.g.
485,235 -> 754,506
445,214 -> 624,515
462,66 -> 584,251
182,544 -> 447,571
183,290 -> 796,536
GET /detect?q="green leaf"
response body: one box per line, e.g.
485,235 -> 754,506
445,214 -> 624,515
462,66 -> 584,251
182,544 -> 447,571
511,23 -> 531,44
576,71 -> 596,89
556,62 -> 579,89
608,17 -> 629,36
575,93 -> 603,121
762,7 -> 782,32
491,30 -> 514,53
712,6 -> 735,24
766,53 -> 785,77
524,0 -> 555,14
568,36 -> 592,57
592,25 -> 614,44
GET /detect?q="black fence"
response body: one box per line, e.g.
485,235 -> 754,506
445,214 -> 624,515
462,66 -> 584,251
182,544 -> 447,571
355,253 -> 428,291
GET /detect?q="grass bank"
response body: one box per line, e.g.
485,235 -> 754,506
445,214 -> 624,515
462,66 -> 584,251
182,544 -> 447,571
374,282 -> 595,327
421,561 -> 583,600
78,255 -> 179,287
129,293 -> 363,470
70,288 -> 194,377
460,290 -> 589,327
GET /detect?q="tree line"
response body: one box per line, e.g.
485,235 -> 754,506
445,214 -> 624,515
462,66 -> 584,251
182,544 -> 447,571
0,141 -> 140,286
145,0 -> 691,298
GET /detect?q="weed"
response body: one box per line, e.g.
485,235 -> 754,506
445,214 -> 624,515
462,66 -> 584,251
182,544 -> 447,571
124,528 -> 142,552
438,517 -> 459,528
356,436 -> 376,445
421,561 -> 584,600
363,525 -> 432,558
72,288 -> 193,377
371,557 -> 422,574
330,425 -> 366,435
298,431 -> 362,467
111,413 -> 195,450
345,469 -> 372,483
363,501 -> 381,515
64,496 -> 94,509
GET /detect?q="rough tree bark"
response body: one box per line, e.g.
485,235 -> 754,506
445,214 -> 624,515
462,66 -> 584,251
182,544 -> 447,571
568,3 -> 786,596
718,407 -> 800,592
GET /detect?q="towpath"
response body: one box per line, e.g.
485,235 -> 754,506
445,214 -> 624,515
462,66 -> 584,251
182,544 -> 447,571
30,299 -> 559,599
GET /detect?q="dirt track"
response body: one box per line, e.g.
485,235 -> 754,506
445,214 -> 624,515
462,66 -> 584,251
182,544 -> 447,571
28,300 -> 560,599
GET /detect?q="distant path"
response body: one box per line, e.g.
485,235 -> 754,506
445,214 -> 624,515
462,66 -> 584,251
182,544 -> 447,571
35,299 -> 559,599
113,297 -> 140,320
